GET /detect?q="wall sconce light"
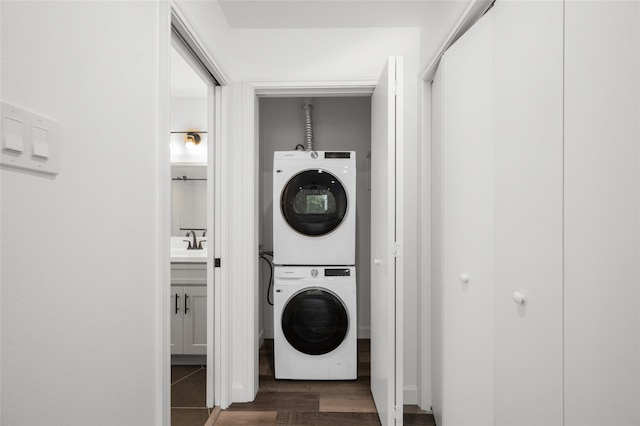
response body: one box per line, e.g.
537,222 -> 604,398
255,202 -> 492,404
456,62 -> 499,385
184,132 -> 201,149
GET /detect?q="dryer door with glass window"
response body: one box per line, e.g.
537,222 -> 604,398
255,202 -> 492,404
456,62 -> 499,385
281,287 -> 349,355
280,169 -> 348,236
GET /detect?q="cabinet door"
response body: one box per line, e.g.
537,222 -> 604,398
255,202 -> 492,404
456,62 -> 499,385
439,11 -> 494,426
183,286 -> 207,355
492,2 -> 564,425
564,2 -> 640,425
171,286 -> 184,354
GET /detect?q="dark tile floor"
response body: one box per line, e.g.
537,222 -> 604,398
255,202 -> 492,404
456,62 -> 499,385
171,364 -> 210,426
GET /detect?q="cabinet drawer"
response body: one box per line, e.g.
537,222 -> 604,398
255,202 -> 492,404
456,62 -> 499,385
171,263 -> 206,285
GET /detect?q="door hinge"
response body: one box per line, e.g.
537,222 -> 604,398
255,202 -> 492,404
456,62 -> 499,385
393,405 -> 403,420
214,258 -> 221,268
393,80 -> 403,96
391,242 -> 401,258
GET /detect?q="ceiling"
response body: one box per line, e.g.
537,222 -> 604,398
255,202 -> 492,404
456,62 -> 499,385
217,0 -> 466,29
171,0 -> 470,97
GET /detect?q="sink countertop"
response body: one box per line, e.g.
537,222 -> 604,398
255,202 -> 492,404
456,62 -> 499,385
171,248 -> 207,263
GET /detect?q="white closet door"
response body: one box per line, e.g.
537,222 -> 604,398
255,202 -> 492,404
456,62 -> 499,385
564,2 -> 640,425
370,56 -> 403,426
492,2 -> 564,425
440,11 -> 495,426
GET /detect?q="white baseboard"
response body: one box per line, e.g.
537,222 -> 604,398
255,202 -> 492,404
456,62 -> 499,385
357,326 -> 371,339
171,354 -> 206,365
231,384 -> 247,403
404,384 -> 418,405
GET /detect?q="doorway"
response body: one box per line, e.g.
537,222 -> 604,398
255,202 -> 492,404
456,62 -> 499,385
257,96 -> 372,344
161,4 -> 230,425
169,41 -> 210,424
242,63 -> 403,425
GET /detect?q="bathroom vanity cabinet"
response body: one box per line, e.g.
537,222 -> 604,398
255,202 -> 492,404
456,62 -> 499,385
170,263 -> 207,356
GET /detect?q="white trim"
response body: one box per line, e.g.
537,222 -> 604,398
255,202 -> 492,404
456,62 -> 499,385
253,81 -> 377,97
157,2 -> 171,425
206,83 -> 215,409
358,326 -> 371,339
417,79 -> 433,411
170,0 -> 230,86
404,385 -> 419,406
228,82 -> 260,403
419,0 -> 493,82
215,85 -> 232,409
394,56 -> 405,425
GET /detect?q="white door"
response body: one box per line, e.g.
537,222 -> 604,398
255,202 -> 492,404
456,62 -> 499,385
370,56 -> 403,426
564,2 -> 640,425
440,12 -> 494,425
492,3 -> 564,424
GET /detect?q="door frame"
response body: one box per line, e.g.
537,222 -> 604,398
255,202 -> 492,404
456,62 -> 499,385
235,80 -> 376,402
158,2 -> 231,424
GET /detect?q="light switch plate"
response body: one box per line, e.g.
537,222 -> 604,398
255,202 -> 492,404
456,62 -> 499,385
1,101 -> 59,175
3,116 -> 24,153
32,126 -> 50,158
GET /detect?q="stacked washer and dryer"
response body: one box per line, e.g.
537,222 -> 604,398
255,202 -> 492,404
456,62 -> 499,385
272,150 -> 357,380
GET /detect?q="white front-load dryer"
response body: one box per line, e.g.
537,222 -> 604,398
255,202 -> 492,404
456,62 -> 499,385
273,150 -> 356,266
274,266 -> 357,380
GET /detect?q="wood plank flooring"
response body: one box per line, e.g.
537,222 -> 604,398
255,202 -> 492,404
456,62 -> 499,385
209,339 -> 435,425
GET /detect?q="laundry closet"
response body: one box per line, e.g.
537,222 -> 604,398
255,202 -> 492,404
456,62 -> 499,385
257,96 -> 372,343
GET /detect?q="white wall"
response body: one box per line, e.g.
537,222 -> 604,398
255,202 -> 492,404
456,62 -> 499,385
173,0 -> 235,81
224,26 -> 422,404
170,97 -> 208,165
231,28 -> 419,83
418,1 -> 470,73
170,97 -> 207,236
1,2 -> 162,425
258,96 -> 372,340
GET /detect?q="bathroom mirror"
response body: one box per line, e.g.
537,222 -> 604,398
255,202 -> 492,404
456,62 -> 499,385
171,164 -> 207,237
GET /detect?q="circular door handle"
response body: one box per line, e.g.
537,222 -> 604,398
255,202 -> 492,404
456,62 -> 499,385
512,291 -> 526,304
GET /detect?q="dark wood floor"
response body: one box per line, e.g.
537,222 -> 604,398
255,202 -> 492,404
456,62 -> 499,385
209,339 -> 435,425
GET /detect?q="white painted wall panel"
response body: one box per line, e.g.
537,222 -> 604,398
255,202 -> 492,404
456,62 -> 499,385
564,2 -> 640,425
1,2 -> 161,424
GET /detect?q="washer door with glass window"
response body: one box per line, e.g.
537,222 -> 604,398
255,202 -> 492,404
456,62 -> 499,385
280,169 -> 348,236
281,287 -> 349,356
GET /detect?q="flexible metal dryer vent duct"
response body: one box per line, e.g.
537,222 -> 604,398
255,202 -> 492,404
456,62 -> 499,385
302,98 -> 314,151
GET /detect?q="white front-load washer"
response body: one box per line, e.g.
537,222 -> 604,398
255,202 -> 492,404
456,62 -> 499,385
273,150 -> 356,266
274,266 -> 357,380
